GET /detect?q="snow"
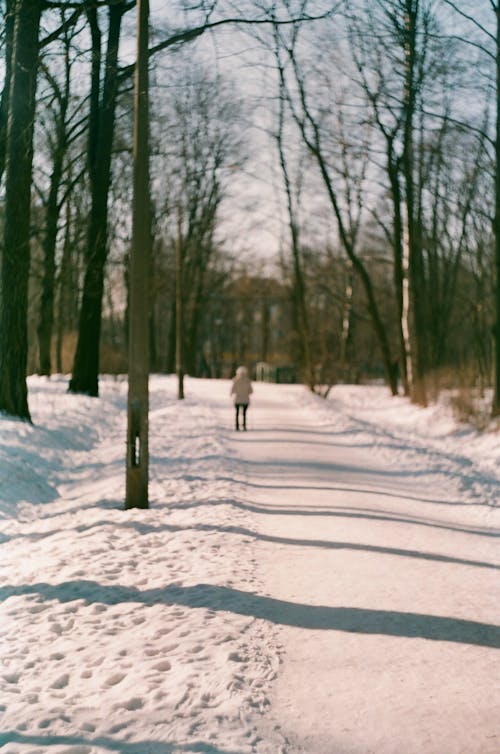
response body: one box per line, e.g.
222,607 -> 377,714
0,375 -> 499,754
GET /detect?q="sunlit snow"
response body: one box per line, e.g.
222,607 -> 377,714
0,375 -> 499,753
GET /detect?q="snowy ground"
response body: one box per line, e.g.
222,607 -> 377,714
0,375 -> 499,754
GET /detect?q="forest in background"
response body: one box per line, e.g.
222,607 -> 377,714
1,0 -> 499,424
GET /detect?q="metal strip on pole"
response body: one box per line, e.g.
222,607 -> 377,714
125,0 -> 150,509
176,207 -> 185,400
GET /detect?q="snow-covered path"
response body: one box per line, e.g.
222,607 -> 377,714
0,376 -> 499,754
229,387 -> 500,753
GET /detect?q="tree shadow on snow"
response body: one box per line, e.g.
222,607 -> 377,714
229,431 -> 500,508
53,518 -> 500,571
1,580 -> 499,649
206,472 -> 485,508
165,497 -> 500,539
0,732 -> 239,754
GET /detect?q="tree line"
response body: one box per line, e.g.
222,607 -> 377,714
0,0 -> 499,421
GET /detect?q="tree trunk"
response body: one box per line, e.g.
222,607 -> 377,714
260,296 -> 270,362
402,0 -> 428,404
276,84 -> 314,388
387,148 -> 409,395
37,22 -> 72,377
167,297 -> 176,374
37,141 -> 66,376
339,259 -> 354,372
0,0 -> 42,420
176,215 -> 185,399
69,2 -> 125,395
0,0 -> 15,183
56,199 -> 74,374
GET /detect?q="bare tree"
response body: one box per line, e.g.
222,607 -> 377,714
69,0 -> 130,396
274,26 -> 314,387
272,8 -> 399,394
152,65 -> 245,380
395,0 -> 496,411
35,9 -> 86,376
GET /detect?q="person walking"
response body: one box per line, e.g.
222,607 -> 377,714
230,366 -> 253,431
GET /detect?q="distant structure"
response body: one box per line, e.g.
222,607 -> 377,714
255,362 -> 296,384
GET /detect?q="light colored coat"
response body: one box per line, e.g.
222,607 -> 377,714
231,366 -> 253,405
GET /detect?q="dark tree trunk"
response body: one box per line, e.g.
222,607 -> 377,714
37,137 -> 66,376
56,199 -> 75,374
69,2 -> 125,395
0,0 -> 42,420
0,0 -> 15,183
260,297 -> 270,362
185,271 -> 206,376
167,297 -> 176,374
276,61 -> 314,389
387,148 -> 409,395
37,22 -> 72,376
176,221 -> 185,397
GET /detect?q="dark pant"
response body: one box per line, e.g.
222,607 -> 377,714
235,403 -> 248,430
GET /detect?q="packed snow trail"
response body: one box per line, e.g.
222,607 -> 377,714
227,385 -> 500,754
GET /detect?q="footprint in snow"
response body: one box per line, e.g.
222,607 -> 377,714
3,672 -> 20,684
228,651 -> 248,663
50,673 -> 70,689
105,672 -> 126,686
123,697 -> 144,711
153,660 -> 171,672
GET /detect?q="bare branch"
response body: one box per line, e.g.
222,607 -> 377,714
119,7 -> 338,80
439,0 -> 495,43
40,7 -> 82,49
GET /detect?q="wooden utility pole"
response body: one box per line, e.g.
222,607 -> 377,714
493,4 -> 500,416
176,209 -> 185,400
125,0 -> 150,509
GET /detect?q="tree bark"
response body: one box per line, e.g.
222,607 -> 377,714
37,121 -> 68,375
275,55 -> 314,388
0,0 -> 42,420
387,146 -> 410,395
69,1 -> 126,395
176,213 -> 185,399
56,198 -> 75,374
0,0 -> 15,183
402,0 -> 428,404
37,18 -> 73,376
